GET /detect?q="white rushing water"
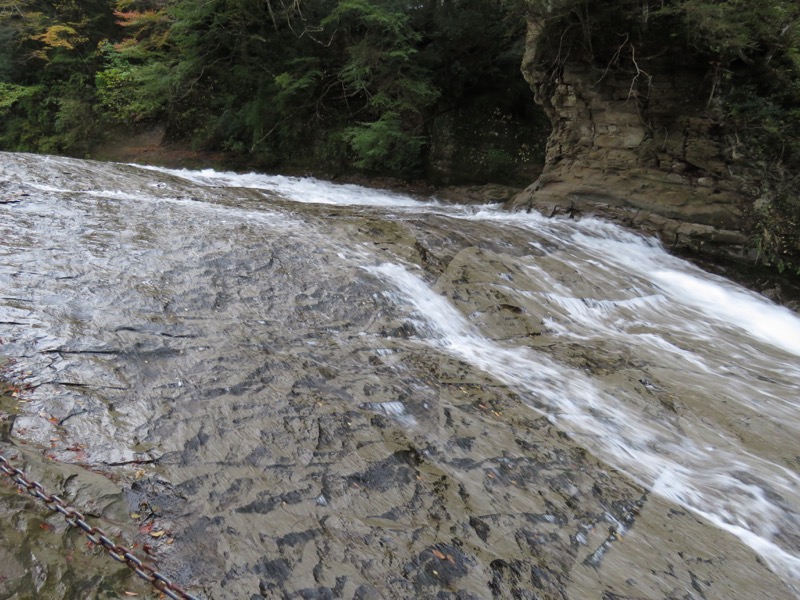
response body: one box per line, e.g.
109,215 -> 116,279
145,164 -> 800,591
366,216 -> 800,592
4,155 -> 799,595
133,164 -> 445,208
368,260 -> 800,588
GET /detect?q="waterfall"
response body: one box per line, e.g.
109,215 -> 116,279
1,151 -> 798,599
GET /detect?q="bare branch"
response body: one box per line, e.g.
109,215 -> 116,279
595,33 -> 629,84
627,43 -> 651,102
266,0 -> 278,32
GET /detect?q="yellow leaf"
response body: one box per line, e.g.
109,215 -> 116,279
150,530 -> 166,538
32,25 -> 87,51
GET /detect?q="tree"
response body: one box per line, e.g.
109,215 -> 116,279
321,0 -> 439,173
0,0 -> 539,181
0,0 -> 118,153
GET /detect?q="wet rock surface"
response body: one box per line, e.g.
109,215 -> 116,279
0,378 -> 150,599
0,152 -> 799,599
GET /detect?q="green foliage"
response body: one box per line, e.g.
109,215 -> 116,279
0,0 -> 536,180
0,74 -> 103,155
0,0 -> 117,153
95,41 -> 169,123
270,58 -> 324,141
274,65 -> 321,106
51,75 -> 104,154
677,1 -> 800,271
319,0 -> 439,174
0,82 -> 43,149
344,111 -> 425,173
667,0 -> 800,63
0,82 -> 42,116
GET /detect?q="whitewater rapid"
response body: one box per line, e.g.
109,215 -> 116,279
1,153 -> 798,599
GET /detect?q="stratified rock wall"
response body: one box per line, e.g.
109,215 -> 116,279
511,20 -> 754,259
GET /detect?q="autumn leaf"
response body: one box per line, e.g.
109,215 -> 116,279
32,25 -> 87,51
138,522 -> 154,535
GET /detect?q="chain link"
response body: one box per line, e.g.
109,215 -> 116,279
0,453 -> 201,600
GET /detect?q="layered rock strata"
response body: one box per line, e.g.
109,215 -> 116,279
510,20 -> 755,260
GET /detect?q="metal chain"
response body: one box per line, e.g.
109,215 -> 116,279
0,453 -> 201,600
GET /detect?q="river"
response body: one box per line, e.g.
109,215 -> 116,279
1,151 -> 799,599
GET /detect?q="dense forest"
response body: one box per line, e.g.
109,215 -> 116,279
0,0 -> 799,274
0,0 -> 544,182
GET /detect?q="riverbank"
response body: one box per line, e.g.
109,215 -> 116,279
90,125 -> 527,205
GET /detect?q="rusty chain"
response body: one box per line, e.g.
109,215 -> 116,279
0,453 -> 201,600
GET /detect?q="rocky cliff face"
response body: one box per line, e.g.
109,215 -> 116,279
510,20 -> 755,261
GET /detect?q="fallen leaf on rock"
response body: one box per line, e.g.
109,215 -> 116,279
139,522 -> 154,535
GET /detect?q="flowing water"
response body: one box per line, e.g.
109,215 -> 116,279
1,151 -> 799,599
